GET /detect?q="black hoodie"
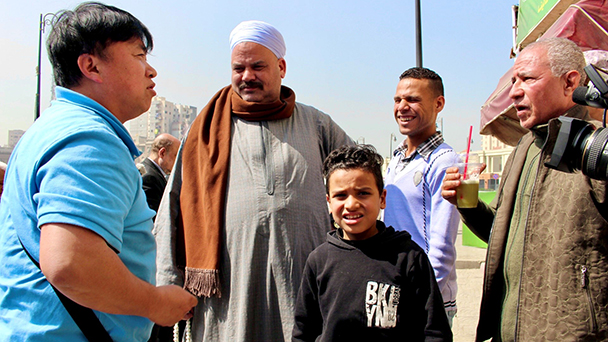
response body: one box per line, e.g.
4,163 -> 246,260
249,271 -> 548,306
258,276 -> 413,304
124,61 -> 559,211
293,221 -> 452,342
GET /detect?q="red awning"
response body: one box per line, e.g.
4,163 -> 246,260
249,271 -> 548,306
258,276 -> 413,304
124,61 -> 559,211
480,0 -> 608,146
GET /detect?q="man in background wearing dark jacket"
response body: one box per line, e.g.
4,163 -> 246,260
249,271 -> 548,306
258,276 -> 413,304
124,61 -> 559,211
141,133 -> 180,216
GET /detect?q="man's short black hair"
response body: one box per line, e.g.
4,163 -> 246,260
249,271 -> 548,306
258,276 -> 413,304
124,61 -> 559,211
399,67 -> 444,97
47,2 -> 153,88
323,144 -> 384,194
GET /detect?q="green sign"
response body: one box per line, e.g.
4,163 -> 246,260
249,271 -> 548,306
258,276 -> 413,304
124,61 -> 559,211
516,0 -> 561,46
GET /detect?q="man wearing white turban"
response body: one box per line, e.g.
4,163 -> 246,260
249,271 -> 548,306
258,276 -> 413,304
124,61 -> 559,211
155,20 -> 353,342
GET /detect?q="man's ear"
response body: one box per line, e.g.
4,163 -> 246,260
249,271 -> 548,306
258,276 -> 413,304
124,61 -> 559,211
278,58 -> 286,79
158,147 -> 166,158
563,70 -> 581,96
435,95 -> 446,114
77,54 -> 103,83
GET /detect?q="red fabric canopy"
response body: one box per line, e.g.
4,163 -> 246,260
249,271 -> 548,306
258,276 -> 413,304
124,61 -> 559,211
480,0 -> 608,146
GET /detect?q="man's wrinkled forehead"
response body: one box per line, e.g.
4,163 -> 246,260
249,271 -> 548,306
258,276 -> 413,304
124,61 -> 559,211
513,48 -> 549,78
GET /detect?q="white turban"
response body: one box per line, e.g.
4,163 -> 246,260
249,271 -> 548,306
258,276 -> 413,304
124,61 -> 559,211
229,20 -> 286,59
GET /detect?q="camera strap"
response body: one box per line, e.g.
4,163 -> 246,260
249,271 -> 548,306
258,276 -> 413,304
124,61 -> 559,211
17,236 -> 113,342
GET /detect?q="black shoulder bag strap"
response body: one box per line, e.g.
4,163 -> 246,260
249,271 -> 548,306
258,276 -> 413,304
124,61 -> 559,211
18,237 -> 113,342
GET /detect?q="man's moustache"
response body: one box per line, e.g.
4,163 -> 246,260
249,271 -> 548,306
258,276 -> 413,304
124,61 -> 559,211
239,81 -> 263,90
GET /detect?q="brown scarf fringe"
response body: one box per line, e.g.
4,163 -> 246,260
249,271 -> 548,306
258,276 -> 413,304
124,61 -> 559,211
185,268 -> 222,298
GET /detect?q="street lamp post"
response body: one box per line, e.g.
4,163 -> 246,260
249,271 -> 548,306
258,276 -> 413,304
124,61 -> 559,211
36,13 -> 57,121
389,133 -> 397,157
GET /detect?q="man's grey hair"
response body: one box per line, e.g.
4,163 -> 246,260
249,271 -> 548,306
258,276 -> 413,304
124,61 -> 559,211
526,37 -> 587,84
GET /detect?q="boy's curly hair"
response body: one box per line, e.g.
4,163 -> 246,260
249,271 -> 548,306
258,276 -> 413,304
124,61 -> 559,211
323,144 -> 384,194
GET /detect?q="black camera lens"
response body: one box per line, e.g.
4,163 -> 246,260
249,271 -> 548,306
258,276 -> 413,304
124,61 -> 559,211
580,127 -> 608,180
545,117 -> 608,180
545,64 -> 608,180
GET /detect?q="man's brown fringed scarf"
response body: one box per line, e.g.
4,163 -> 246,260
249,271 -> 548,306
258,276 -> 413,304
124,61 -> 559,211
178,85 -> 295,297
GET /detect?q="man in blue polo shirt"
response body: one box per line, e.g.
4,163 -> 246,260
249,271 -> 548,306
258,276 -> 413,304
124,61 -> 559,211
0,3 -> 196,341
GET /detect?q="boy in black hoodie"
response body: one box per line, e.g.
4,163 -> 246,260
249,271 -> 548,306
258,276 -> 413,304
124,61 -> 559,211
292,144 -> 452,342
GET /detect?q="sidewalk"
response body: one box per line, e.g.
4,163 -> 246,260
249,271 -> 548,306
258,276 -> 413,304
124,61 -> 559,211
452,225 -> 486,342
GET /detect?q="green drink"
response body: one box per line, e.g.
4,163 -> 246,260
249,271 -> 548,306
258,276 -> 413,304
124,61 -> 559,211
456,179 -> 479,208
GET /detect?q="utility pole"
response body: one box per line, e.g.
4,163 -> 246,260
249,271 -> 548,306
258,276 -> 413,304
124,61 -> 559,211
415,0 -> 423,67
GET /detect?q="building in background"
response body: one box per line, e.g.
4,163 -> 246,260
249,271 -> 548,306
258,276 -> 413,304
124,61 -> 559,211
128,96 -> 197,161
0,130 -> 26,163
0,147 -> 12,163
466,135 -> 513,191
8,130 -> 25,147
478,134 -> 513,190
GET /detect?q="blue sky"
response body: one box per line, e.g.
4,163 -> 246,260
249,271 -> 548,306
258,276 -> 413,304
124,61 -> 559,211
0,0 -> 517,157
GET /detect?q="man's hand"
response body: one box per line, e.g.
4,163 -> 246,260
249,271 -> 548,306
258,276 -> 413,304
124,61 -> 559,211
441,164 -> 486,206
39,223 -> 197,326
441,166 -> 462,206
149,285 -> 197,326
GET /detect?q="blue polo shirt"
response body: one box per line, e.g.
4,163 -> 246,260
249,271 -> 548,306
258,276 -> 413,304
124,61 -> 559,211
0,87 -> 156,341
